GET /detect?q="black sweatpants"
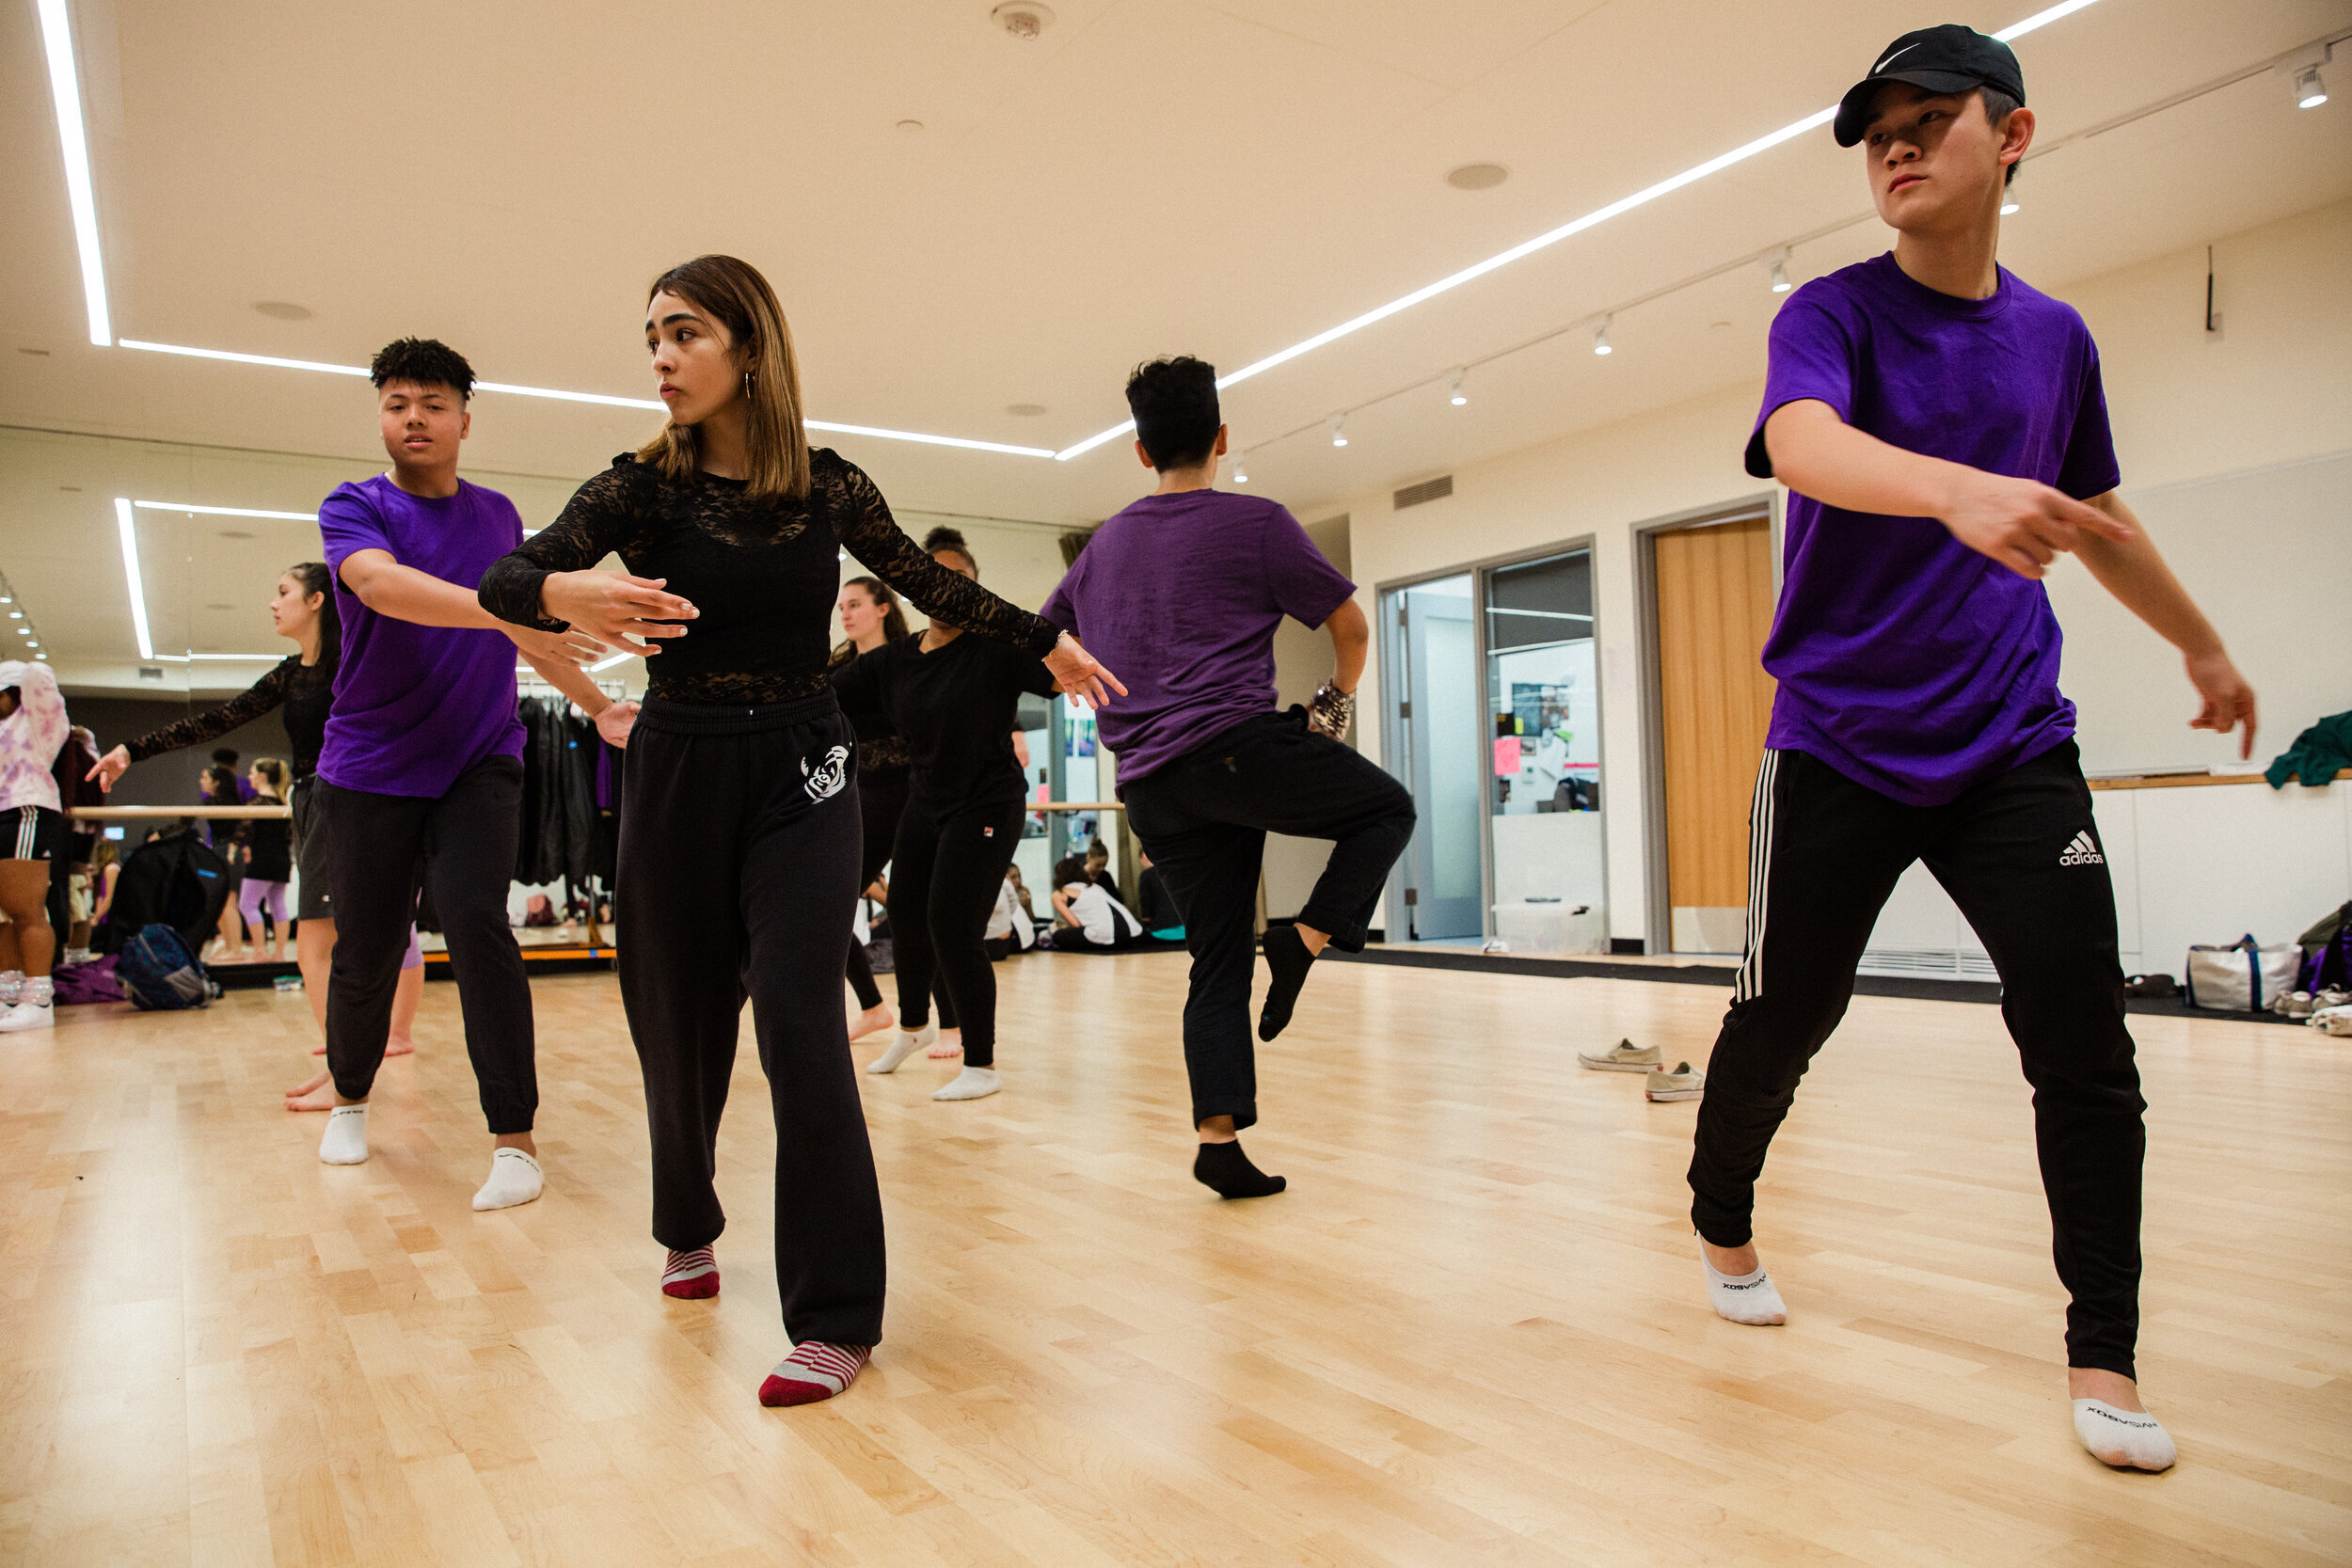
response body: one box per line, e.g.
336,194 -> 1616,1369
1688,740 -> 2146,1378
1122,709 -> 1415,1131
620,695 -> 884,1348
889,794 -> 1025,1069
843,767 -> 955,1028
317,756 -> 536,1132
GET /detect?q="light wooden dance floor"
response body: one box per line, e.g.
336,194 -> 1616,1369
5,954 -> 2345,1565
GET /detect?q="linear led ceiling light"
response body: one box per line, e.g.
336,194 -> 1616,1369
114,499 -> 152,659
112,340 -> 1057,457
1050,0 -> 2106,462
35,0 -> 111,345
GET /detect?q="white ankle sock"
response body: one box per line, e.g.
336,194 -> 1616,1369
319,1104 -> 369,1164
472,1148 -> 544,1211
1702,1253 -> 1788,1325
2074,1400 -> 2176,1471
931,1066 -> 1000,1101
866,1022 -> 935,1074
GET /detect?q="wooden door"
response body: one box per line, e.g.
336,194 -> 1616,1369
1654,515 -> 1776,953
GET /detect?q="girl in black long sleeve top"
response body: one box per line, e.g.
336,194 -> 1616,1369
477,254 -> 1114,1411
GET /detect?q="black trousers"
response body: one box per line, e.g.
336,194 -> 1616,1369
889,794 -> 1025,1069
317,756 -> 536,1132
1688,741 -> 2146,1378
1122,709 -> 1415,1130
843,768 -> 955,1028
619,695 -> 884,1347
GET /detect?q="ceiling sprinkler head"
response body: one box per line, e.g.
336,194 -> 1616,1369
991,3 -> 1055,41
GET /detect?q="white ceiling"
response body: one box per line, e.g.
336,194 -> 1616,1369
4,0 -> 2349,689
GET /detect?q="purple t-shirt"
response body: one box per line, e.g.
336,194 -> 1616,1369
1748,253 -> 2121,807
1041,489 -> 1355,784
317,474 -> 526,797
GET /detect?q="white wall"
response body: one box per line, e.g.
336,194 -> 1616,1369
1331,198 -> 2352,951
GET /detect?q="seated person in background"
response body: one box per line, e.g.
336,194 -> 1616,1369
1005,863 -> 1038,927
1048,855 -> 1088,927
522,892 -> 557,927
983,864 -> 1037,960
1136,848 -> 1184,940
1084,837 -> 1122,904
1051,861 -> 1143,952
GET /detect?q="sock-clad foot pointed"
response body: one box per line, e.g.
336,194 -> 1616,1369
758,1341 -> 870,1407
472,1148 -> 543,1211
1258,925 -> 1314,1042
1195,1139 -> 1286,1198
319,1104 -> 369,1164
866,1023 -> 935,1074
661,1245 -> 720,1299
2074,1400 -> 2176,1471
1702,1252 -> 1787,1324
932,1066 -> 999,1101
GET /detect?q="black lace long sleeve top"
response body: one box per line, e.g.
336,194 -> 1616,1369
122,654 -> 335,779
479,449 -> 1061,705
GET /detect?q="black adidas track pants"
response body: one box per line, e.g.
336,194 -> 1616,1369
1687,739 -> 2148,1378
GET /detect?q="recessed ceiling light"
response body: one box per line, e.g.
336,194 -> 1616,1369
1005,403 -> 1047,417
252,301 -> 312,321
1446,163 -> 1509,191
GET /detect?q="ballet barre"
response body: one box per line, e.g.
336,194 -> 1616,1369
69,805 -> 291,819
1027,801 -> 1123,812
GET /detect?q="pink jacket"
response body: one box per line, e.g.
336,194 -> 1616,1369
0,662 -> 68,815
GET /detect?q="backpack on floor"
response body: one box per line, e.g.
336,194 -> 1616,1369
115,923 -> 212,1011
98,828 -> 231,956
2296,901 -> 2352,993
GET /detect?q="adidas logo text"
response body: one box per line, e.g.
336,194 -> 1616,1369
2058,831 -> 2104,866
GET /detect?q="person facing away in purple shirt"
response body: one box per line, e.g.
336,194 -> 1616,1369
298,336 -> 623,1216
1684,24 -> 2258,1478
1041,356 -> 1414,1201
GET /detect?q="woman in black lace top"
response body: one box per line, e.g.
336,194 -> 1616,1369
478,254 -> 1118,1410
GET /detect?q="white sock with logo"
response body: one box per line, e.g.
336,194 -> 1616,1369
866,1022 -> 935,1074
318,1104 -> 369,1164
1702,1253 -> 1788,1325
2073,1400 -> 2176,1471
472,1148 -> 544,1211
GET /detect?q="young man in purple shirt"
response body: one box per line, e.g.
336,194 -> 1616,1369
1041,357 -> 1414,1198
1689,26 -> 2258,1474
310,339 -> 627,1211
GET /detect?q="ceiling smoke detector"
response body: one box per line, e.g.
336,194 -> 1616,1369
1445,163 -> 1509,191
252,301 -> 312,321
991,3 -> 1054,40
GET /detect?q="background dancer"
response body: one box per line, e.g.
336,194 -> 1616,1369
1041,356 -> 1413,1198
90,563 -> 426,1102
479,254 -> 1118,1407
1691,26 -> 2258,1475
834,526 -> 1058,1102
312,337 -> 616,1210
0,660 -> 69,1032
829,576 -> 955,1047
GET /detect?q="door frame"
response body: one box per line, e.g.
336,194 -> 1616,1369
1375,531 -> 1601,942
1632,493 -> 1781,957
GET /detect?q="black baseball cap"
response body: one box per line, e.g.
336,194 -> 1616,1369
1834,24 -> 2026,147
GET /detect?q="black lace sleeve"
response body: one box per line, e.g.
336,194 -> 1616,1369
479,459 -> 642,631
123,658 -> 293,762
828,457 -> 1061,657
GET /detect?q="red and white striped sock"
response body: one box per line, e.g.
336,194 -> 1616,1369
757,1341 -> 870,1407
660,1246 -> 720,1299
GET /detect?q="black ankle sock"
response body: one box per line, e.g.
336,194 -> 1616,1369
1258,925 -> 1314,1042
1194,1139 -> 1286,1198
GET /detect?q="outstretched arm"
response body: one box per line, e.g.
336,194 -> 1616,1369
2074,493 -> 2258,760
1763,399 -> 2136,578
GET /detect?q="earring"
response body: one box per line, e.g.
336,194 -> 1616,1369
742,371 -> 756,398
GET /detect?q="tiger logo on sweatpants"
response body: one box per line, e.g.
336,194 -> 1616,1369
803,745 -> 850,802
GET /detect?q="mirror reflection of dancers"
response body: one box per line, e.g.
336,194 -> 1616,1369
834,527 -> 1060,1103
480,255 -> 1120,1408
829,577 -> 956,1050
88,563 -> 428,1100
1041,357 -> 1413,1198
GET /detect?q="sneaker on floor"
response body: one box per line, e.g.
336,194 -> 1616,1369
0,1000 -> 55,1032
661,1246 -> 720,1299
1578,1038 -> 1660,1072
931,1066 -> 999,1101
1645,1062 -> 1704,1101
759,1342 -> 870,1407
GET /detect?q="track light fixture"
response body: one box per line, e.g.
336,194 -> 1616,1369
1591,318 -> 1613,356
1448,369 -> 1469,405
2296,64 -> 2328,108
1232,453 -> 1249,484
1767,248 -> 1792,293
1328,415 -> 1349,448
